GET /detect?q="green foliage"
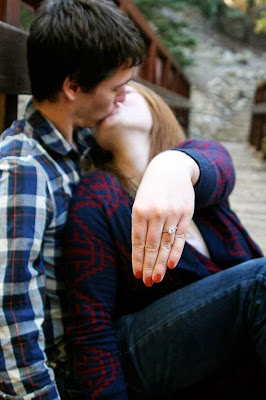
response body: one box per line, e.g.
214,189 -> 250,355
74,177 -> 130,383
190,0 -> 266,37
132,0 -> 266,64
132,0 -> 196,66
255,12 -> 266,34
222,5 -> 249,22
134,0 -> 186,12
189,0 -> 224,17
20,5 -> 34,32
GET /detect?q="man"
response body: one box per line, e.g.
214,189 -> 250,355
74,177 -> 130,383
0,0 -> 193,398
0,1 -> 144,398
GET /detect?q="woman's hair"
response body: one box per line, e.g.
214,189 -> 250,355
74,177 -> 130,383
87,80 -> 186,196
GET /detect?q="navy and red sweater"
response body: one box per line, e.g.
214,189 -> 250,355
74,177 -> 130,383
64,139 -> 263,399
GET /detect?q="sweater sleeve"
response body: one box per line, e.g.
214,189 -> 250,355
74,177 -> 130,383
64,172 -> 129,400
176,139 -> 235,209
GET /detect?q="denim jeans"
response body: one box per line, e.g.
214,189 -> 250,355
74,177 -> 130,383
115,258 -> 266,399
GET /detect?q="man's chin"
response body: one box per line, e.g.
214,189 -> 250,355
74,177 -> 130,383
97,113 -> 112,126
95,106 -> 119,128
91,115 -> 108,130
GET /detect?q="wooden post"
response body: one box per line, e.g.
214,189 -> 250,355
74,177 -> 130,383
0,0 -> 21,131
140,41 -> 156,83
161,59 -> 171,88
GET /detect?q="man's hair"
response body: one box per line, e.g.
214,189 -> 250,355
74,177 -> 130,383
27,0 -> 145,101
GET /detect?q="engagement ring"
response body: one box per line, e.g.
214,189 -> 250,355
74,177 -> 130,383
162,226 -> 178,235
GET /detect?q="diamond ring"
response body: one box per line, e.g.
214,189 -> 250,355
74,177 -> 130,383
162,226 -> 178,235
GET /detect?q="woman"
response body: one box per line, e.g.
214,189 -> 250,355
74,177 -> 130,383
64,81 -> 265,399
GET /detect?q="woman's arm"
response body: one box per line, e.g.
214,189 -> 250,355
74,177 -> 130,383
65,172 -> 129,400
131,139 -> 235,285
178,139 -> 235,208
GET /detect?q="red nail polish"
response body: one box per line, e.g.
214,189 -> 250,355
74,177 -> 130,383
168,261 -> 175,269
154,274 -> 161,283
135,271 -> 142,279
145,277 -> 153,287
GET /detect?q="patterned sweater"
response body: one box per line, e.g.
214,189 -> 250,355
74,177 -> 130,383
64,139 -> 263,399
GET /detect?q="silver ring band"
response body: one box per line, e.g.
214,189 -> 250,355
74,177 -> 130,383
162,226 -> 178,235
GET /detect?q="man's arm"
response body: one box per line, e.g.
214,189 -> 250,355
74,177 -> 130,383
0,160 -> 59,399
131,139 -> 235,286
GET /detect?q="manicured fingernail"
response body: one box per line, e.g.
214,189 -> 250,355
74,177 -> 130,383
154,274 -> 162,283
168,261 -> 175,269
145,277 -> 153,287
135,271 -> 142,279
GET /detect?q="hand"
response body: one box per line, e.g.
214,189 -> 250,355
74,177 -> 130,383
131,150 -> 200,287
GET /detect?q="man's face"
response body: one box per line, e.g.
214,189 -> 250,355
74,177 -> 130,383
75,66 -> 133,129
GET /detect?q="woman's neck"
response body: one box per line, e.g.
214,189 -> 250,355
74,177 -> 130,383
112,131 -> 150,187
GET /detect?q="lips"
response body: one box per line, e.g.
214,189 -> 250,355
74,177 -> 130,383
99,104 -> 121,124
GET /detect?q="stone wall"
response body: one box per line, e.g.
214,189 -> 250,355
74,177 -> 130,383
187,50 -> 266,141
179,7 -> 266,142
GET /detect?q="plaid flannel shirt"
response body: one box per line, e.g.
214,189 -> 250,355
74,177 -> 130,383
0,100 -> 89,399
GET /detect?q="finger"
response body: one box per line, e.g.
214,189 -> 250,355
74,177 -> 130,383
151,240 -> 174,283
167,231 -> 186,269
150,224 -> 178,283
151,213 -> 191,283
131,212 -> 148,280
166,215 -> 190,270
141,216 -> 173,286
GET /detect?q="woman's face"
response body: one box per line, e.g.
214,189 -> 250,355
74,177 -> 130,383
93,85 -> 153,151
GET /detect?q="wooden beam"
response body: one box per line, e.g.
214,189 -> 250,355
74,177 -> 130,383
0,21 -> 31,95
253,103 -> 266,115
133,77 -> 191,110
0,94 -> 6,133
0,0 -> 20,26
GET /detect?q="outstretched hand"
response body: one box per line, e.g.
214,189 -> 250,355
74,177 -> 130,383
131,150 -> 200,287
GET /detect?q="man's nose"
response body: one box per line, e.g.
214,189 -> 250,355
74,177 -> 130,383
115,86 -> 126,103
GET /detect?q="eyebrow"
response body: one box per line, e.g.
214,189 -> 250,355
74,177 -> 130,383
114,78 -> 131,90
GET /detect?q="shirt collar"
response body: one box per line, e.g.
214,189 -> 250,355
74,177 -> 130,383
25,98 -> 91,156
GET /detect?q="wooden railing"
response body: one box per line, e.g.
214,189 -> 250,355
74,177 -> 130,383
116,0 -> 190,98
116,0 -> 191,129
0,0 -> 191,132
248,81 -> 266,158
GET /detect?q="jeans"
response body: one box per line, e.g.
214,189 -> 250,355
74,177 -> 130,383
115,258 -> 266,399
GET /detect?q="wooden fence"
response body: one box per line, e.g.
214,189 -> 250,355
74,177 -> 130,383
248,81 -> 266,158
0,0 -> 191,133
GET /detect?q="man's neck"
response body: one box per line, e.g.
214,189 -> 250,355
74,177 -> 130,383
33,98 -> 74,144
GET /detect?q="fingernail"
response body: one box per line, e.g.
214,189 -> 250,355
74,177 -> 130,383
145,277 -> 153,287
135,271 -> 142,279
154,274 -> 162,283
168,261 -> 176,269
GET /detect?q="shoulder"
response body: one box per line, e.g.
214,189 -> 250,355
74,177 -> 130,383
78,169 -> 119,189
0,119 -> 44,175
177,138 -> 233,168
0,123 -> 52,197
75,170 -> 130,200
178,138 -> 230,154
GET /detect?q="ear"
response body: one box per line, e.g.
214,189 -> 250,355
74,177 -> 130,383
62,76 -> 80,101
